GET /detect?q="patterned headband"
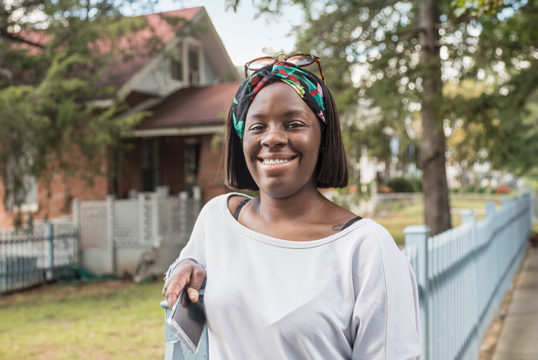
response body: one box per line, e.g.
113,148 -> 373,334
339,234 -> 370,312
231,62 -> 327,139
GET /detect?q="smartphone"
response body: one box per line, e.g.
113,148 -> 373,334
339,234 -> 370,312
166,288 -> 206,353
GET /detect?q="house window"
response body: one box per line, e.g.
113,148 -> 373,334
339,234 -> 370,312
4,174 -> 38,212
170,45 -> 183,82
142,138 -> 160,192
188,45 -> 200,85
183,139 -> 200,190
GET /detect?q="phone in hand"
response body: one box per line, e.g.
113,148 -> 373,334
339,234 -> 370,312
166,288 -> 206,353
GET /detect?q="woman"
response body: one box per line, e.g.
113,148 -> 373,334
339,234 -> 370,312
163,54 -> 422,359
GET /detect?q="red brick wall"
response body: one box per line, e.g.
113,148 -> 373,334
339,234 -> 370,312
37,170 -> 108,219
0,161 -> 108,229
196,134 -> 228,204
0,133 -> 229,229
0,182 -> 12,228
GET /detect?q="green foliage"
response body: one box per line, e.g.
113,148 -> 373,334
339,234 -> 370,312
234,0 -> 537,178
0,1 -> 167,212
387,176 -> 422,193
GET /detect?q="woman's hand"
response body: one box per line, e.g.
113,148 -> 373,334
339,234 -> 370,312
162,260 -> 206,308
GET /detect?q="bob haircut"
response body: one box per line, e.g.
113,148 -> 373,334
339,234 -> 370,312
225,69 -> 348,190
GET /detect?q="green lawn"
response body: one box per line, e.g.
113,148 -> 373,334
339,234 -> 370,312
372,194 -> 507,246
0,280 -> 165,360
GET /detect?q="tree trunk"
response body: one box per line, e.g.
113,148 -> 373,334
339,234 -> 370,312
419,0 -> 452,235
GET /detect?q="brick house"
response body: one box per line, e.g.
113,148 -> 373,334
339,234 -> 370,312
0,6 -> 240,228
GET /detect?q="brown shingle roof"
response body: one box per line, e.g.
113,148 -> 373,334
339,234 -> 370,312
136,82 -> 240,129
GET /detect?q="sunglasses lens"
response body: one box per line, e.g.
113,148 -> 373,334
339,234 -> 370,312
286,54 -> 315,66
247,57 -> 276,71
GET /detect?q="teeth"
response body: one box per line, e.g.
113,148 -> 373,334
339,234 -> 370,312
263,158 -> 290,165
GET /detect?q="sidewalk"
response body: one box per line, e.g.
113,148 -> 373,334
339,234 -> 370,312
492,246 -> 538,360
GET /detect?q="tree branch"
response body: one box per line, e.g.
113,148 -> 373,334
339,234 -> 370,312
0,30 -> 45,48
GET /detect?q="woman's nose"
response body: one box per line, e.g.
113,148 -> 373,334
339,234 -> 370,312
260,126 -> 287,148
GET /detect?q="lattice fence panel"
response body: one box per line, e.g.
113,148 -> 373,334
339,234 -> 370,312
114,199 -> 139,246
79,201 -> 107,248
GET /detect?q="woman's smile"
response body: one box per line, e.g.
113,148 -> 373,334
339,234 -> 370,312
258,155 -> 297,166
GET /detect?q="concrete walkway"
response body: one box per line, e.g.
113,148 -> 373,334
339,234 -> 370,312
492,246 -> 538,360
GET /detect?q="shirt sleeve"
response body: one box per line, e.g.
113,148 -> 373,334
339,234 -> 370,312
351,222 -> 422,360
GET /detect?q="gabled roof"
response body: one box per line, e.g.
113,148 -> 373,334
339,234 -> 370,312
103,7 -> 204,89
135,82 -> 240,131
9,6 -> 237,92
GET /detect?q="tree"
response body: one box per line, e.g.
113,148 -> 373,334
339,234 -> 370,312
229,0 -> 536,235
0,1 -> 190,221
455,0 -> 538,178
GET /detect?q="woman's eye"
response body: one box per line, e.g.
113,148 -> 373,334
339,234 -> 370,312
287,122 -> 305,129
248,124 -> 265,131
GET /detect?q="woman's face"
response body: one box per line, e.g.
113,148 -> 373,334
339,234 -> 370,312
243,82 -> 322,199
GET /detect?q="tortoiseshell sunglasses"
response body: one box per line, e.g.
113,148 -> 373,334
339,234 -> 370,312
244,53 -> 325,82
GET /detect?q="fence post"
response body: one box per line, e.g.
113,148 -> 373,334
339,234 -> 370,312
485,201 -> 496,218
461,209 -> 475,224
193,186 -> 201,215
138,193 -> 146,246
179,191 -> 188,246
151,193 -> 159,247
404,225 -> 430,360
72,199 -> 81,266
45,222 -> 54,281
106,195 -> 116,274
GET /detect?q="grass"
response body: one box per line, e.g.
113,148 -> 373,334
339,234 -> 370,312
371,193 -> 507,246
0,280 -> 165,360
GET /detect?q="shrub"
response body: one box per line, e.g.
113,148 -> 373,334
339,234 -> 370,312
495,185 -> 511,194
387,177 -> 420,193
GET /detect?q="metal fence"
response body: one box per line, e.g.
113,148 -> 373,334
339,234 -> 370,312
403,192 -> 532,360
0,221 -> 79,294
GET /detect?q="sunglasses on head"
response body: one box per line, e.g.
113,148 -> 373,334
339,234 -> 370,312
244,53 -> 325,82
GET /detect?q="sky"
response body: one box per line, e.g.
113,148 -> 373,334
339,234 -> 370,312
153,0 -> 304,66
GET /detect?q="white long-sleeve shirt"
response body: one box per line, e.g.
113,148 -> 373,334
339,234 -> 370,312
169,193 -> 422,359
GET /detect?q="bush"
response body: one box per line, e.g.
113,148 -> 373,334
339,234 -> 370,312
495,185 -> 511,194
387,177 -> 421,193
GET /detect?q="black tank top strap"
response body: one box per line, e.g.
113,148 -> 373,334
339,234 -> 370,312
341,216 -> 362,230
233,198 -> 251,220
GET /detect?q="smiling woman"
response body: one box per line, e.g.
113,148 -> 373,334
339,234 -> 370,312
163,57 -> 423,359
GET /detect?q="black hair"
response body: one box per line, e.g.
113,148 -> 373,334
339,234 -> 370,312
225,70 -> 348,190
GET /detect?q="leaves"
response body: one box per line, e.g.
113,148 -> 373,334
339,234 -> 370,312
0,2 -> 156,213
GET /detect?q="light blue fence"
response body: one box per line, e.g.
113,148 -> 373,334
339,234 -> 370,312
0,221 -> 79,294
160,193 -> 533,360
404,193 -> 532,360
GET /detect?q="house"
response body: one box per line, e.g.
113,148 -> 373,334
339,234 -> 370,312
0,6 -> 241,229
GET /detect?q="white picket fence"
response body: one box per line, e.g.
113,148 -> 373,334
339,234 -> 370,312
403,193 -> 532,360
75,186 -> 201,276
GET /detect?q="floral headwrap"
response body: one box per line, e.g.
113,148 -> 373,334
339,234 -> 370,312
231,62 -> 326,139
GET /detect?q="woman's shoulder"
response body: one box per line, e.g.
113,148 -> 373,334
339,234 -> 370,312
345,219 -> 406,264
199,192 -> 250,217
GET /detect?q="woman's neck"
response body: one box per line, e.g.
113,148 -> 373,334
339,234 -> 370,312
253,185 -> 327,224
